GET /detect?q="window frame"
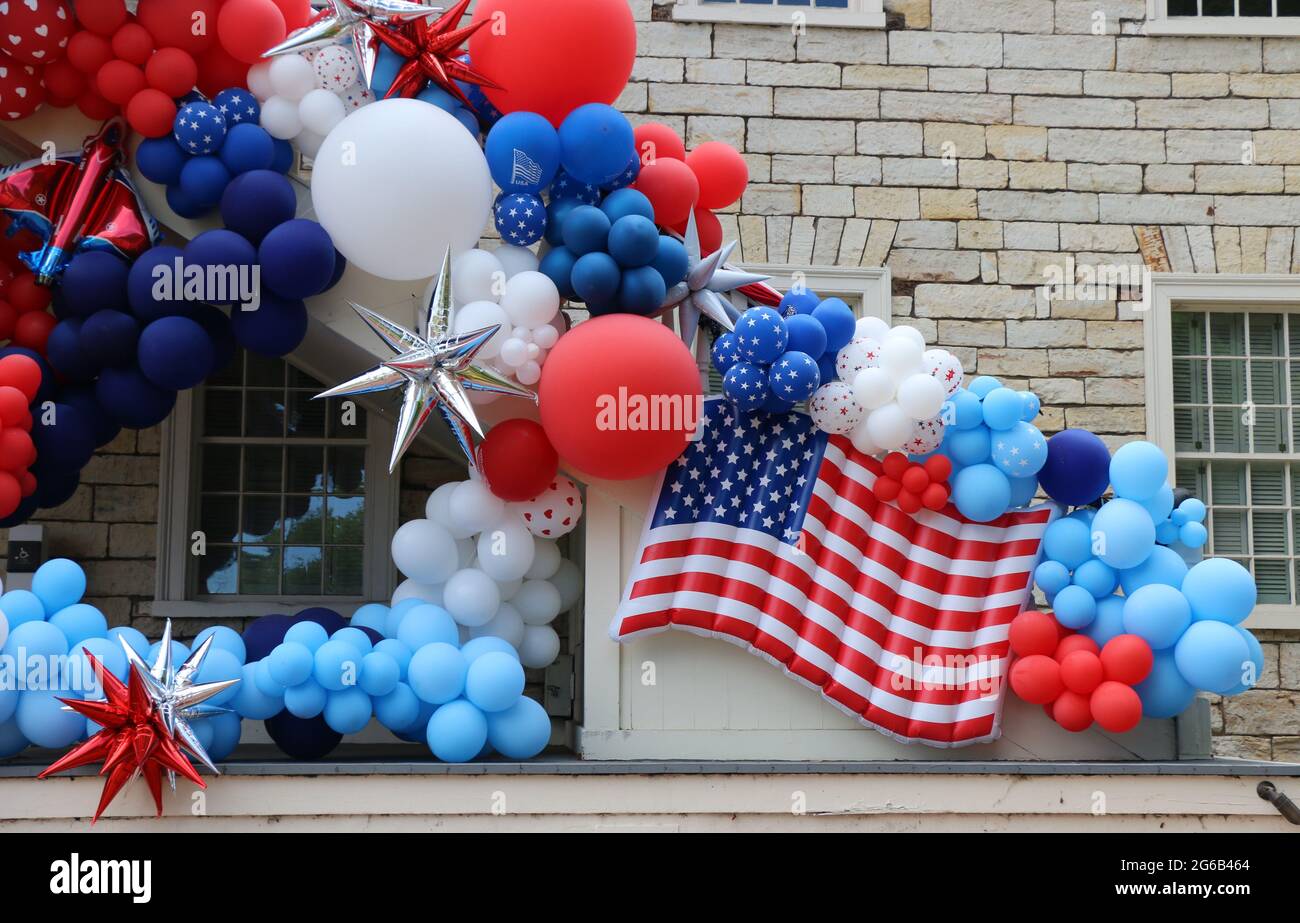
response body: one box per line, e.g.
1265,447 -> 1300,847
1144,272 -> 1300,628
1144,0 -> 1300,35
672,0 -> 886,29
153,361 -> 401,620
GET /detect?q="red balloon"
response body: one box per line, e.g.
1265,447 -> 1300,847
1100,634 -> 1154,685
469,0 -> 636,126
0,301 -> 15,341
41,58 -> 87,105
13,311 -> 55,353
0,61 -> 45,121
112,23 -> 156,66
923,454 -> 952,483
480,418 -> 560,501
0,428 -> 36,471
1090,681 -> 1143,733
78,0 -> 131,37
538,315 -> 702,481
126,87 -> 177,137
873,476 -> 900,502
76,88 -> 118,120
1051,690 -> 1093,732
896,489 -> 922,514
135,0 -> 219,56
882,452 -> 909,479
0,386 -> 27,428
18,470 -> 36,498
633,122 -> 686,165
0,355 -> 42,402
7,273 -> 50,314
67,31 -> 114,74
218,0 -> 287,64
687,141 -> 749,211
270,0 -> 313,31
1,0 -> 74,66
633,157 -> 699,228
921,482 -> 949,511
1054,633 -> 1100,662
1008,610 -> 1059,658
195,42 -> 251,99
145,47 -> 198,97
0,470 -> 20,518
690,207 -> 722,255
901,465 -> 929,494
96,59 -> 147,105
1009,654 -> 1063,705
1059,649 -> 1104,695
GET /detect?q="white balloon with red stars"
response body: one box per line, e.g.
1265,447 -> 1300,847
924,348 -> 964,397
902,415 -> 945,456
0,60 -> 45,120
1,0 -> 72,66
314,44 -> 360,92
809,381 -> 864,436
836,337 -> 880,382
516,477 -> 583,538
338,86 -> 374,111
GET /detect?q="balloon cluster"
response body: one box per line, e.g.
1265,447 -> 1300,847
712,307 -> 820,415
935,375 -> 1045,522
0,267 -> 62,355
250,46 -> 373,159
0,355 -> 43,519
136,87 -> 293,219
0,0 -> 73,122
873,452 -> 952,514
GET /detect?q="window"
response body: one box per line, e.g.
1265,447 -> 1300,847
1144,274 -> 1300,627
1145,0 -> 1300,34
672,0 -> 886,28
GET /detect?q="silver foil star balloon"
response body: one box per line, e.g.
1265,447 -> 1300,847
116,619 -> 241,780
315,249 -> 537,472
662,210 -> 771,352
260,0 -> 442,71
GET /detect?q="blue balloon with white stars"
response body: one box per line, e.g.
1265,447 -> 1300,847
734,307 -> 788,365
213,87 -> 260,128
991,421 -> 1048,478
548,169 -> 601,205
711,332 -> 741,375
173,101 -> 228,155
493,192 -> 547,247
603,156 -> 641,191
767,350 -> 820,403
723,362 -> 769,412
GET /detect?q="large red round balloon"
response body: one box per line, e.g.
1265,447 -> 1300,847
136,0 -> 219,56
1,0 -> 74,66
0,386 -> 27,428
0,302 -> 16,341
1008,610 -> 1058,658
126,88 -> 177,138
1059,649 -> 1104,696
7,273 -> 50,314
1100,634 -> 1154,685
146,47 -> 199,97
195,42 -> 251,98
78,0 -> 131,37
1090,681 -> 1142,733
633,122 -> 686,165
270,0 -> 313,31
0,429 -> 36,471
0,62 -> 46,121
42,58 -> 87,105
1053,632 -> 1099,662
218,0 -> 287,64
1051,690 -> 1093,732
634,157 -> 699,228
96,59 -> 147,105
0,354 -> 41,402
687,142 -> 749,210
76,89 -> 118,120
0,470 -> 20,519
538,315 -> 702,481
469,0 -> 635,127
67,31 -> 114,74
480,418 -> 560,502
1009,654 -> 1063,705
111,23 -> 156,66
13,311 -> 56,354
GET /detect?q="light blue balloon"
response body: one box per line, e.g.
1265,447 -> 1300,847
324,687 -> 372,735
0,684 -> 16,724
1091,497 -> 1156,569
204,712 -> 242,761
147,639 -> 190,666
1034,560 -> 1071,596
268,641 -> 315,687
231,662 -> 283,719
465,652 -> 525,713
284,620 -> 329,652
360,651 -> 401,697
427,699 -> 488,762
396,604 -> 459,651
1068,507 -> 1096,525
945,426 -> 991,467
408,642 -> 468,705
16,691 -> 85,748
196,649 -> 243,706
284,677 -> 328,718
375,681 -> 420,731
192,715 -> 215,751
4,619 -> 68,659
331,626 -> 374,656
350,603 -> 389,634
1174,620 -> 1250,694
0,717 -> 29,757
952,463 -> 1011,522
1043,517 -> 1092,570
1109,440 -> 1167,502
1119,544 -> 1188,595
967,376 -> 1002,399
1020,391 -> 1041,422
992,421 -> 1047,477
1141,484 -> 1175,523
0,589 -> 46,629
1008,474 -> 1038,508
1178,497 -> 1206,523
1073,558 -> 1117,598
1222,628 -> 1264,695
981,387 -> 1023,431
31,558 -> 86,614
1081,594 -> 1127,648
254,659 -> 284,697
107,626 -> 149,658
1053,585 -> 1097,629
313,639 -> 363,692
1155,520 -> 1179,545
1179,521 -> 1208,548
68,637 -> 127,698
48,604 -> 106,648
487,696 -> 551,759
1182,557 -> 1256,624
1122,583 -> 1191,650
460,636 -> 519,665
399,698 -> 437,739
947,389 -> 984,430
193,625 -> 247,663
373,638 -> 413,679
1134,649 -> 1196,718
384,598 -> 427,639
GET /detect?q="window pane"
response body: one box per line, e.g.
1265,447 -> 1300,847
1282,0 -> 1300,15
1256,559 -> 1291,604
286,446 -> 325,494
1202,0 -> 1235,13
246,352 -> 284,387
238,546 -> 281,594
1251,464 -> 1287,505
1249,313 -> 1284,356
1240,0 -> 1273,14
1174,406 -> 1208,452
283,546 -> 322,595
245,390 -> 285,437
1211,406 -> 1246,452
1171,311 -> 1205,355
1210,312 -> 1244,355
328,446 -> 366,494
1211,462 -> 1246,504
207,350 -> 242,387
1176,460 -> 1205,496
1254,511 -> 1288,554
200,444 -> 240,492
1210,358 -> 1245,403
243,446 -> 283,492
289,365 -> 324,389
200,496 -> 240,543
242,496 -> 282,544
327,496 -> 365,544
325,547 -> 364,596
1173,357 -> 1207,403
327,400 -> 367,438
284,495 -> 324,544
202,390 -> 241,437
1212,510 -> 1248,554
199,546 -> 238,594
1250,359 -> 1285,404
1254,407 -> 1287,454
287,390 -> 326,438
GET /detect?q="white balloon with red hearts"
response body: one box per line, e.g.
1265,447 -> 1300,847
516,476 -> 583,538
923,348 -> 965,397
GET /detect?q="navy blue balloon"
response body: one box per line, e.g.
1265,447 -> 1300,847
45,319 -> 99,382
173,101 -> 227,154
184,229 -> 258,305
618,265 -> 667,315
607,215 -> 659,268
600,188 -> 654,224
817,352 -> 837,385
1038,429 -> 1112,507
220,169 -> 297,245
325,249 -> 347,291
562,205 -> 611,256
258,219 -> 336,300
138,317 -> 215,390
292,607 -> 347,634
558,103 -> 635,187
544,198 -> 579,246
651,236 -> 689,289
0,346 -> 55,406
179,155 -> 232,206
219,122 -> 275,175
128,245 -> 188,322
571,251 -> 621,307
230,291 -> 307,357
214,87 -> 260,127
136,136 -> 189,185
31,403 -> 94,473
61,384 -> 119,448
242,613 -> 293,662
165,183 -> 208,219
493,192 -> 547,247
264,711 -> 342,761
80,310 -> 141,369
0,494 -> 39,529
58,251 -> 130,318
270,138 -> 294,173
95,366 -> 177,429
539,246 -> 577,299
191,303 -> 236,377
485,112 -> 561,194
33,464 -> 80,510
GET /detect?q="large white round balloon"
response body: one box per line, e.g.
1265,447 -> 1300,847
896,372 -> 946,420
260,95 -> 302,139
513,579 -> 562,625
425,481 -> 458,526
879,333 -> 924,379
856,316 -> 890,341
475,520 -> 536,582
391,577 -> 443,608
889,324 -> 927,350
391,518 -> 459,584
311,99 -> 493,280
549,559 -> 583,612
849,414 -> 881,456
866,402 -> 913,451
443,568 -> 501,626
454,300 -> 511,359
524,539 -> 562,580
493,244 -> 540,278
500,272 -> 560,329
269,54 -> 316,101
452,249 -> 505,304
298,88 -> 346,136
853,367 -> 895,410
518,625 -> 561,669
836,337 -> 880,381
468,602 -> 525,648
447,479 -> 506,536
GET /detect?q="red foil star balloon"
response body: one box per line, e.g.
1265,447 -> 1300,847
368,0 -> 501,106
38,654 -> 207,824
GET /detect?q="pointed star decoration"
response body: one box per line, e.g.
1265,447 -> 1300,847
366,0 -> 501,106
315,249 -> 536,473
260,0 -> 442,77
38,623 -> 240,824
662,210 -> 772,353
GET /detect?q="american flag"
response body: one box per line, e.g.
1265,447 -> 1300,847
510,148 -> 543,188
610,398 -> 1057,747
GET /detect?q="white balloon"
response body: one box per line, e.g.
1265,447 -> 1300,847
476,519 -> 536,582
849,414 -> 882,456
454,300 -> 510,359
903,415 -> 946,455
852,367 -> 895,410
896,372 -> 947,420
879,333 -> 924,380
525,539 -> 562,580
443,568 -> 501,626
500,271 -> 560,328
295,128 -> 325,158
836,337 -> 880,381
550,559 -> 583,612
809,381 -> 863,436
313,44 -> 359,91
391,577 -> 443,607
452,249 -> 505,304
856,316 -> 891,341
498,337 -> 529,368
260,95 -> 302,140
513,579 -> 562,625
497,578 -> 523,601
866,402 -> 914,451
312,99 -> 493,280
425,481 -> 459,526
889,324 -> 927,350
247,61 -> 275,100
924,348 -> 965,397
493,244 -> 540,278
468,602 -> 525,648
526,343 -> 541,359
516,360 -> 542,385
532,324 -> 559,349
518,625 -> 561,669
391,518 -> 459,584
298,88 -> 346,136
448,479 -> 506,536
269,54 -> 317,102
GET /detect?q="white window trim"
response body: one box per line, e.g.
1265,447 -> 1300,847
1143,272 -> 1300,629
672,0 -> 886,29
1144,0 -> 1300,36
153,374 -> 401,621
